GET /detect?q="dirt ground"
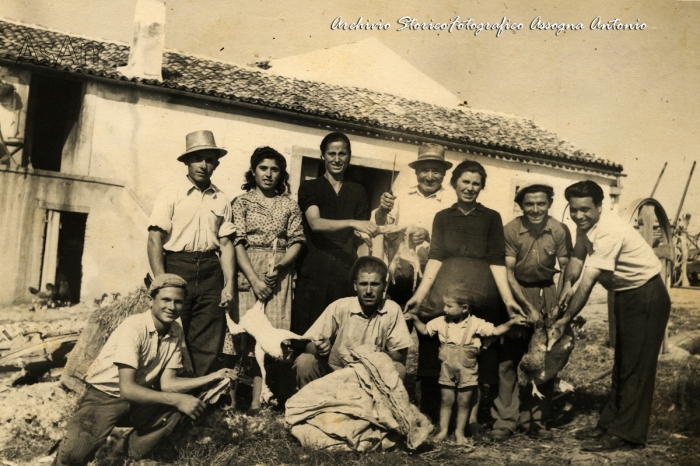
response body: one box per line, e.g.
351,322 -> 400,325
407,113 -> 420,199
1,286 -> 700,465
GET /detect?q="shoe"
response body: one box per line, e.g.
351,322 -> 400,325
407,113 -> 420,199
527,427 -> 553,440
580,434 -> 637,452
247,407 -> 261,416
575,425 -> 607,440
487,427 -> 513,441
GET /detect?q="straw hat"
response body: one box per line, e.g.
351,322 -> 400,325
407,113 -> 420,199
408,143 -> 453,170
177,130 -> 228,162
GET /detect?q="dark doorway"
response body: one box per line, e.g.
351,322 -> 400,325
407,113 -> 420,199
55,212 -> 88,303
23,73 -> 84,171
300,157 -> 397,211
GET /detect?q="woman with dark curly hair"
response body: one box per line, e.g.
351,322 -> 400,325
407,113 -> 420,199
230,146 -> 305,412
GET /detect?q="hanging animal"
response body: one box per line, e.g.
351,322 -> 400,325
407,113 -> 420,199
517,317 -> 576,399
225,240 -> 310,404
379,224 -> 423,291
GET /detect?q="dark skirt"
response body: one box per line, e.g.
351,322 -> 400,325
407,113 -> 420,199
291,246 -> 354,335
417,257 -> 507,383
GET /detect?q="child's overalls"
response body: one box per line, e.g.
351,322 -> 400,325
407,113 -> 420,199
438,319 -> 481,388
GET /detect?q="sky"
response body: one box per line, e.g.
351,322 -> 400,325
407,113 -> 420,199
1,0 -> 699,228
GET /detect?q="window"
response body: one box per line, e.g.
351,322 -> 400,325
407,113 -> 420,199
23,73 -> 84,171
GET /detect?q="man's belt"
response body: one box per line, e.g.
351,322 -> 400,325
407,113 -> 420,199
517,278 -> 555,289
165,250 -> 218,258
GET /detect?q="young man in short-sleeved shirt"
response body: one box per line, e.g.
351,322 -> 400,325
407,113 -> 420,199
550,180 -> 670,452
53,275 -> 236,466
489,182 -> 572,441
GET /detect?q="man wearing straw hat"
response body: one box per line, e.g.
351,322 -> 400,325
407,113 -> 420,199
373,143 -> 455,420
374,143 -> 456,306
147,130 -> 235,377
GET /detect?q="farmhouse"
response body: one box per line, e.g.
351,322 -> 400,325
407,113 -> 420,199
0,15 -> 623,306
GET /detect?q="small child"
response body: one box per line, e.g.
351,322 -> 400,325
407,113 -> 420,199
407,284 -> 527,444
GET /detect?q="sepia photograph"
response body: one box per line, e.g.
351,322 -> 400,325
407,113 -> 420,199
0,0 -> 698,464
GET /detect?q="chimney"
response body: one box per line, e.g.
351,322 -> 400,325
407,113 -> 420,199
118,0 -> 166,81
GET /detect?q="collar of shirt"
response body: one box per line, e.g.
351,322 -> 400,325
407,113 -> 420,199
578,214 -> 606,255
448,202 -> 487,216
181,175 -> 221,197
348,297 -> 389,317
407,185 -> 446,201
447,316 -> 471,329
239,189 -> 279,208
518,216 -> 554,235
145,311 -> 178,341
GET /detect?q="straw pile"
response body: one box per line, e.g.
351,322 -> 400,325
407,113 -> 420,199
60,288 -> 151,392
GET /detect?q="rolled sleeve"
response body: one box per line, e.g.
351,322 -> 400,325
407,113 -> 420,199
473,317 -> 497,338
231,197 -> 248,247
372,198 -> 398,226
109,324 -> 141,370
216,199 -> 235,238
504,222 -> 519,258
425,317 -> 442,339
386,310 -> 413,352
148,190 -> 173,233
298,181 -> 318,214
303,302 -> 338,342
287,201 -> 306,246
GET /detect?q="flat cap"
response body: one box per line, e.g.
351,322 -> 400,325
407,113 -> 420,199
514,179 -> 554,205
148,273 -> 188,295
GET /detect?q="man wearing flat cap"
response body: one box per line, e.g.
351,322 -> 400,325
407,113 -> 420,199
53,274 -> 236,466
487,180 -> 572,441
147,130 -> 235,377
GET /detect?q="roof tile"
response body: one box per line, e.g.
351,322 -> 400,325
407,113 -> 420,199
0,19 -> 622,173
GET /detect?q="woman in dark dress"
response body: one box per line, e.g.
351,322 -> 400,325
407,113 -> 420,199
405,160 -> 523,434
291,132 -> 378,334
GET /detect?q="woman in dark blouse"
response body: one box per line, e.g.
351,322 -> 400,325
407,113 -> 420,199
291,132 -> 378,334
405,160 -> 523,432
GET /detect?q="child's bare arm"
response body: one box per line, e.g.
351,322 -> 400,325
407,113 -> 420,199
492,315 -> 527,336
406,313 -> 429,335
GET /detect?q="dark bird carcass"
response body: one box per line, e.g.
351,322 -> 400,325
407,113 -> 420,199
517,318 -> 576,399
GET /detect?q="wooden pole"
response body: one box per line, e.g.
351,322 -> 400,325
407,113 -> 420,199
650,162 -> 667,198
680,215 -> 690,287
673,161 -> 696,226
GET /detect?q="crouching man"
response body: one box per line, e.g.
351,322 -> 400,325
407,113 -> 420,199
549,180 -> 671,452
53,274 -> 236,466
294,256 -> 413,388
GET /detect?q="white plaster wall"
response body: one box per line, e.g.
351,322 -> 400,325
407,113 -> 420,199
86,82 -> 617,221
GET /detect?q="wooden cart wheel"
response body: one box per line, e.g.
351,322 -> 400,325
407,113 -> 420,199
621,198 -> 675,285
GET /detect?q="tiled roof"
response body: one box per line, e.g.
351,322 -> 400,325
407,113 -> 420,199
0,19 -> 622,174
